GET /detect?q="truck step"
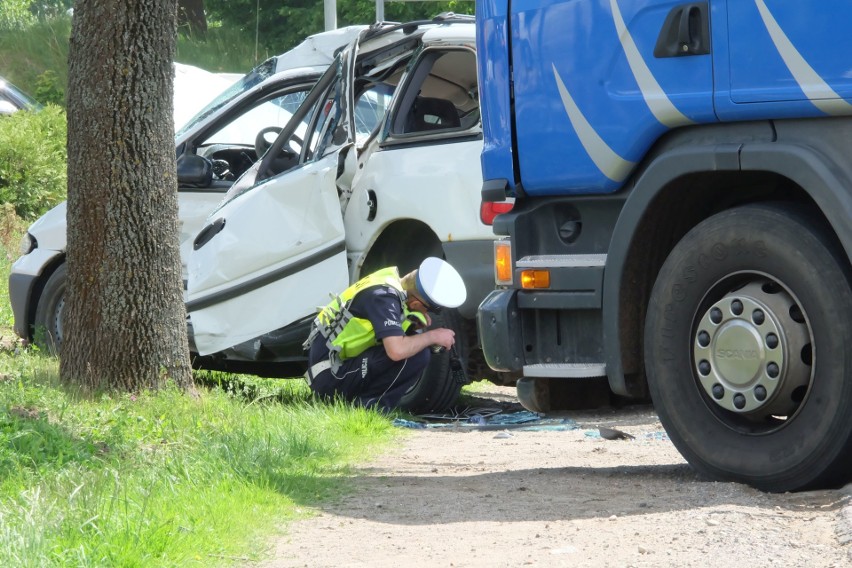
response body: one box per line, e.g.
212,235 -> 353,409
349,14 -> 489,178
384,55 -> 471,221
516,253 -> 606,268
523,362 -> 606,378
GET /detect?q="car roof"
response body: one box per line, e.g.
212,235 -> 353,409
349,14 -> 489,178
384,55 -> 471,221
273,26 -> 368,74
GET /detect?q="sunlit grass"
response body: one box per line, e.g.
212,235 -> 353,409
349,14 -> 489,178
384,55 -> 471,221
0,217 -> 400,566
0,354 -> 398,567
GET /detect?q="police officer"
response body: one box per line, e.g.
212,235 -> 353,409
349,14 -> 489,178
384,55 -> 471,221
303,257 -> 466,411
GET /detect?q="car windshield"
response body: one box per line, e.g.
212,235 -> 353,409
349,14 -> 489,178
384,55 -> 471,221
175,58 -> 276,138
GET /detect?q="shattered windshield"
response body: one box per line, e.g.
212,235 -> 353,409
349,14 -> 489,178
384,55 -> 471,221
175,58 -> 276,138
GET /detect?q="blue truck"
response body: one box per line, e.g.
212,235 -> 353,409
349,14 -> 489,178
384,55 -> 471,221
475,0 -> 852,491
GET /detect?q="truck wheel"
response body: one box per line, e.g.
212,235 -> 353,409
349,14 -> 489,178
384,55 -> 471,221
33,263 -> 67,356
399,309 -> 468,413
645,203 -> 852,491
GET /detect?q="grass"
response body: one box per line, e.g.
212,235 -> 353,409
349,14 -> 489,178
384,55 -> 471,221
0,209 -> 401,566
0,362 -> 398,567
0,16 -> 71,101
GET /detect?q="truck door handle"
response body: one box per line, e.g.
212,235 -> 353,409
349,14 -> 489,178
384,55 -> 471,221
654,2 -> 711,58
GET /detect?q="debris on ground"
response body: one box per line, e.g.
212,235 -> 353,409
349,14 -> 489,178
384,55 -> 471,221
393,408 -> 579,432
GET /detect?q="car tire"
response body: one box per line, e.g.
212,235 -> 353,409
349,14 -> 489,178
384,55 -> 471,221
399,308 -> 468,413
645,203 -> 852,492
33,262 -> 66,356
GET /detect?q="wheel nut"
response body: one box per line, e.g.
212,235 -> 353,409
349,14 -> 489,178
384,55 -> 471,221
697,331 -> 710,347
712,384 -> 724,399
766,333 -> 779,349
754,385 -> 767,401
698,360 -> 711,376
752,309 -> 765,325
710,308 -> 723,324
767,362 -> 780,378
733,393 -> 746,409
731,300 -> 743,315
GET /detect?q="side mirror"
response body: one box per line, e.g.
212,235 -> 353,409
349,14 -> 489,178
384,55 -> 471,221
177,154 -> 213,187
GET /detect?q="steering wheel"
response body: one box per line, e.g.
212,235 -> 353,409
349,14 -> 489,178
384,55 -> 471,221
254,126 -> 282,157
255,126 -> 304,159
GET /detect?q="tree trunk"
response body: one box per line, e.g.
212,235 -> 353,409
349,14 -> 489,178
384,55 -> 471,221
63,0 -> 192,391
177,0 -> 207,37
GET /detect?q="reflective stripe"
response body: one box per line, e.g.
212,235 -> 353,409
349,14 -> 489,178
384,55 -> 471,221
553,65 -> 635,183
754,0 -> 852,116
305,359 -> 332,386
608,0 -> 693,128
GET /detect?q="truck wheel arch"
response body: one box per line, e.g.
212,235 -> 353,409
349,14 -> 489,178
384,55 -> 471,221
603,139 -> 851,398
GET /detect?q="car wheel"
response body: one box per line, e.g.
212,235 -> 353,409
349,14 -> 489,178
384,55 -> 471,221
33,263 -> 66,356
399,308 -> 469,413
645,203 -> 852,491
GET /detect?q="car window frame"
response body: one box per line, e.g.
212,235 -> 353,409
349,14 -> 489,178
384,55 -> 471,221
381,45 -> 481,147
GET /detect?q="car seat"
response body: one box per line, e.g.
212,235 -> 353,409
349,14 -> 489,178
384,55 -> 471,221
405,96 -> 460,132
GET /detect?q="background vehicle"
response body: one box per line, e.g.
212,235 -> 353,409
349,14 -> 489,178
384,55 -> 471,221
9,26 -> 365,354
476,0 -> 852,491
187,17 -> 499,412
0,75 -> 37,115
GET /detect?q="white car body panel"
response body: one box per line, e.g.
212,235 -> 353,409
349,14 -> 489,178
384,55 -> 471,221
176,191 -> 227,281
9,248 -> 63,278
22,201 -> 68,251
344,138 -> 490,258
172,63 -> 238,130
187,152 -> 349,355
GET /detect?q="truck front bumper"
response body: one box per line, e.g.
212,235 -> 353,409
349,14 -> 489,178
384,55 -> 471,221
477,289 -> 525,373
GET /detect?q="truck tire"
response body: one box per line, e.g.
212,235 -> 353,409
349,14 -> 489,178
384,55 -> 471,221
33,262 -> 66,356
645,203 -> 852,492
399,308 -> 468,413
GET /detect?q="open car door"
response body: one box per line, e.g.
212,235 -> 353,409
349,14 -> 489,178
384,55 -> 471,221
186,42 -> 361,356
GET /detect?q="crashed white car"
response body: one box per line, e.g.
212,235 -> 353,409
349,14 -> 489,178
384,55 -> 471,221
185,16 -> 502,411
13,17 -> 501,411
9,25 -> 365,352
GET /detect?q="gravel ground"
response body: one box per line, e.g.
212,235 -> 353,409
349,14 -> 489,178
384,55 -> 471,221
262,386 -> 852,568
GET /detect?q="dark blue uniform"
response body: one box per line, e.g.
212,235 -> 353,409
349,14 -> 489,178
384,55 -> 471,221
307,285 -> 430,411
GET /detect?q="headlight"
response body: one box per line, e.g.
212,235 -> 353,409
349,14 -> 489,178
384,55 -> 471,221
18,233 -> 36,256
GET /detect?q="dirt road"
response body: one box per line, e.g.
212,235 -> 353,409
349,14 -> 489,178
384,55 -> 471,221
262,386 -> 852,568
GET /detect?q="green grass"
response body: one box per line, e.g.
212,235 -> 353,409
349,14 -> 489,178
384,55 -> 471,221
0,215 -> 401,566
0,356 -> 398,567
0,16 -> 70,101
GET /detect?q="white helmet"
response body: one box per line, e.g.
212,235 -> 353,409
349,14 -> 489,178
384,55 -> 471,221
415,257 -> 467,309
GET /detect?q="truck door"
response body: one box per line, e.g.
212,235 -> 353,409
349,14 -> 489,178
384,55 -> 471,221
186,48 -> 359,356
509,0 -> 715,194
719,0 -> 852,120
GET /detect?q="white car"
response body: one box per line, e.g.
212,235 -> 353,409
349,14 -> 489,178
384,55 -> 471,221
9,25 -> 365,351
185,16 -> 504,411
13,17 -> 503,411
0,76 -> 38,115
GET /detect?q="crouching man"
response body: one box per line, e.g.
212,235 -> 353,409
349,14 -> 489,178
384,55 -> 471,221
303,257 -> 466,412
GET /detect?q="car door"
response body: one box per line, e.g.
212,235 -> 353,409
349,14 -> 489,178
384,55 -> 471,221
186,48 -> 358,356
176,78 -> 317,284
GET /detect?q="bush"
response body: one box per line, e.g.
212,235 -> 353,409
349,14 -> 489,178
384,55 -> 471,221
33,69 -> 64,106
0,0 -> 35,30
0,105 -> 67,220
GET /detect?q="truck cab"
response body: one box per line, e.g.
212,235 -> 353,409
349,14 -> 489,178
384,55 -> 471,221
476,0 -> 852,491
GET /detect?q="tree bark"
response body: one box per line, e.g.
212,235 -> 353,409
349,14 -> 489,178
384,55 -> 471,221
177,0 -> 207,37
63,0 -> 192,391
